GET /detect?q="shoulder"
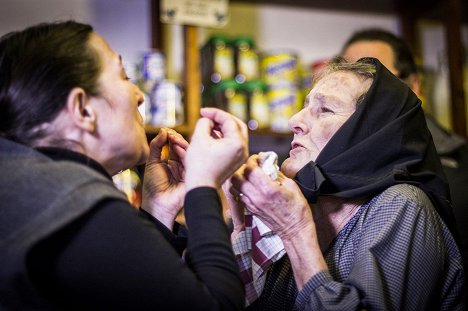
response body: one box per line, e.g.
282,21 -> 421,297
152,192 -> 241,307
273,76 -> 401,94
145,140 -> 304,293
363,183 -> 434,221
375,183 -> 430,205
357,184 -> 444,241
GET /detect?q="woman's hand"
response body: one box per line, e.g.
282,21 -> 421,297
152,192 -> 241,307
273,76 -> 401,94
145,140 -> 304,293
222,172 -> 247,240
184,108 -> 248,191
231,155 -> 314,241
231,155 -> 327,289
141,128 -> 188,229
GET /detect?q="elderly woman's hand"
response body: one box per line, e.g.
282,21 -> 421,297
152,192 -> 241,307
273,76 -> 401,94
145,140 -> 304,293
231,155 -> 314,241
141,128 -> 188,229
222,170 -> 247,240
185,108 -> 248,191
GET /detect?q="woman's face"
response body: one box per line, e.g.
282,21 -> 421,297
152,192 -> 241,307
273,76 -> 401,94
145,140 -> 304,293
281,71 -> 371,178
87,33 -> 148,174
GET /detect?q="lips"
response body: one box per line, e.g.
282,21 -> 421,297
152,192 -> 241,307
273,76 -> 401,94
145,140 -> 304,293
291,141 -> 305,150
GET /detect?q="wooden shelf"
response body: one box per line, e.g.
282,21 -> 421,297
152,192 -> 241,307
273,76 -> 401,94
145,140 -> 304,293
151,0 -> 466,138
230,0 -> 468,23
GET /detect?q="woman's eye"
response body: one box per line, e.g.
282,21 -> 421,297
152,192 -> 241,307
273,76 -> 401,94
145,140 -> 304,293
321,106 -> 334,113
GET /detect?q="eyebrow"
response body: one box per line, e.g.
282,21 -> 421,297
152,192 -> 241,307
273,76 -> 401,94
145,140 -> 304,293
313,93 -> 344,107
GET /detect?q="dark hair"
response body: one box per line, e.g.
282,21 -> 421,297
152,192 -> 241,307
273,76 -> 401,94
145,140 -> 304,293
0,21 -> 100,144
341,28 -> 417,80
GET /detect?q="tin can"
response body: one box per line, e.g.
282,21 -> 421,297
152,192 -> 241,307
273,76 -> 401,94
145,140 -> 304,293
150,80 -> 184,127
261,50 -> 299,86
140,51 -> 165,90
268,84 -> 301,133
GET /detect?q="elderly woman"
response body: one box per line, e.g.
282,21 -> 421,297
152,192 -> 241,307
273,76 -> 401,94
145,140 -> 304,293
0,21 -> 246,310
228,58 -> 464,310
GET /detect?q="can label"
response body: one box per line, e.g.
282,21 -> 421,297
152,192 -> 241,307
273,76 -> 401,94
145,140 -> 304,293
141,51 -> 165,83
150,81 -> 184,127
261,52 -> 298,85
214,47 -> 234,81
268,86 -> 300,133
227,92 -> 247,122
238,49 -> 259,81
250,90 -> 269,129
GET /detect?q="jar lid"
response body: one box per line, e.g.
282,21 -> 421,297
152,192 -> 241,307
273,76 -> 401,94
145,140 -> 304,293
232,36 -> 255,47
244,80 -> 267,92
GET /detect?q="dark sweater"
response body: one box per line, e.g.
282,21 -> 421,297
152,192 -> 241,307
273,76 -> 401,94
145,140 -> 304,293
0,137 -> 244,310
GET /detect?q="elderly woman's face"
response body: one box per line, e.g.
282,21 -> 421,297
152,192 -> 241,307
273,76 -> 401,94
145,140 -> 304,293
281,71 -> 371,178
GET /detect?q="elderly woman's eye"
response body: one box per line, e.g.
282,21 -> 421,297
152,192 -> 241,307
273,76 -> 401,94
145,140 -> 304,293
321,106 -> 334,113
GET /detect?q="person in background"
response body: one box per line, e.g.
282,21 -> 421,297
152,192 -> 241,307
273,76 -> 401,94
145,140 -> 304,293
227,58 -> 464,310
341,28 -> 468,307
0,21 -> 247,310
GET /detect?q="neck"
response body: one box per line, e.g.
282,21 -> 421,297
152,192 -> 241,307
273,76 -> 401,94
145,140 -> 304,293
312,196 -> 365,251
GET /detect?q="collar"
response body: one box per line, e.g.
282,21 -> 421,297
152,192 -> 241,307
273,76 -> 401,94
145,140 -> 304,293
35,146 -> 112,180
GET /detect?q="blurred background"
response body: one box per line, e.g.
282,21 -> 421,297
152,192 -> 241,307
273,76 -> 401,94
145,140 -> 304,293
1,0 -> 467,205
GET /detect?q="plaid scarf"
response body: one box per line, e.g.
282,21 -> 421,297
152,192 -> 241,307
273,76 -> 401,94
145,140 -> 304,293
232,212 -> 286,306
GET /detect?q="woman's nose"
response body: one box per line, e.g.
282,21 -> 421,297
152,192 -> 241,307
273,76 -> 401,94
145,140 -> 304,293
288,109 -> 307,134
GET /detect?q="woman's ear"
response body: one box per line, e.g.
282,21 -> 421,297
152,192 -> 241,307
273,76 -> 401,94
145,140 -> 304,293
66,87 -> 96,133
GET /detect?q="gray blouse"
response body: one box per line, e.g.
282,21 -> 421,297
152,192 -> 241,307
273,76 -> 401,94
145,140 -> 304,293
295,184 -> 464,311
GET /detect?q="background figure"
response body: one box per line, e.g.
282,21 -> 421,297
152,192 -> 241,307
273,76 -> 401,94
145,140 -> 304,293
228,58 -> 464,310
0,21 -> 247,310
341,28 -> 467,307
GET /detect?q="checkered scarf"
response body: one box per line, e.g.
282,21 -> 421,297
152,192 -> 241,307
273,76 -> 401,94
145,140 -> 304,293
232,212 -> 286,306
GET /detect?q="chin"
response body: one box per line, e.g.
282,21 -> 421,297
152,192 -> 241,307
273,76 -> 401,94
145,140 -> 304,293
280,158 -> 300,178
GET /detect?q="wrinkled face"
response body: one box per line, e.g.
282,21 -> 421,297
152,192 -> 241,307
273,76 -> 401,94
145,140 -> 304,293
281,71 -> 372,178
88,33 -> 148,174
342,40 -> 398,75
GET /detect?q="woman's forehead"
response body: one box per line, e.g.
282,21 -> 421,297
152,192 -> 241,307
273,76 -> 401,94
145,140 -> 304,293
311,72 -> 361,96
88,32 -> 119,65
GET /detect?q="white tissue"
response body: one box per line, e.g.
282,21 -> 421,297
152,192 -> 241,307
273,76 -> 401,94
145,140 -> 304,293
258,151 -> 279,180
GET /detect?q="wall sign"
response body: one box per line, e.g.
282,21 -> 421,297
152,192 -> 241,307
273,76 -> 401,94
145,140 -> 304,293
161,0 -> 229,28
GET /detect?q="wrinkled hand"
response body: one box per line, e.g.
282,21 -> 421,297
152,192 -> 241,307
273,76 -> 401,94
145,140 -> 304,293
142,128 -> 188,229
231,154 -> 314,241
185,108 -> 248,191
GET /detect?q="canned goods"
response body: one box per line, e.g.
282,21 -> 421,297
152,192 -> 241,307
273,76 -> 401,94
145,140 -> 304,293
268,84 -> 301,133
140,51 -> 165,83
150,80 -> 184,127
261,50 -> 299,86
244,80 -> 269,130
233,36 -> 259,83
205,80 -> 248,122
201,35 -> 235,86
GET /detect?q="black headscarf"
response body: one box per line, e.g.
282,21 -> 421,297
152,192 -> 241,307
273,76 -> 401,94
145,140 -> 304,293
293,57 -> 458,240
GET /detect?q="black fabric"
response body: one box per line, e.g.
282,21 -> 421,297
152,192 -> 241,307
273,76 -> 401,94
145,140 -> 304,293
293,57 -> 458,241
139,208 -> 188,255
0,139 -> 244,310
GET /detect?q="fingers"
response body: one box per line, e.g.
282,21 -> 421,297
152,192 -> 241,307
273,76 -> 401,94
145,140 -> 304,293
200,107 -> 248,140
148,128 -> 169,162
148,128 -> 187,164
191,117 -> 214,141
166,128 -> 188,162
